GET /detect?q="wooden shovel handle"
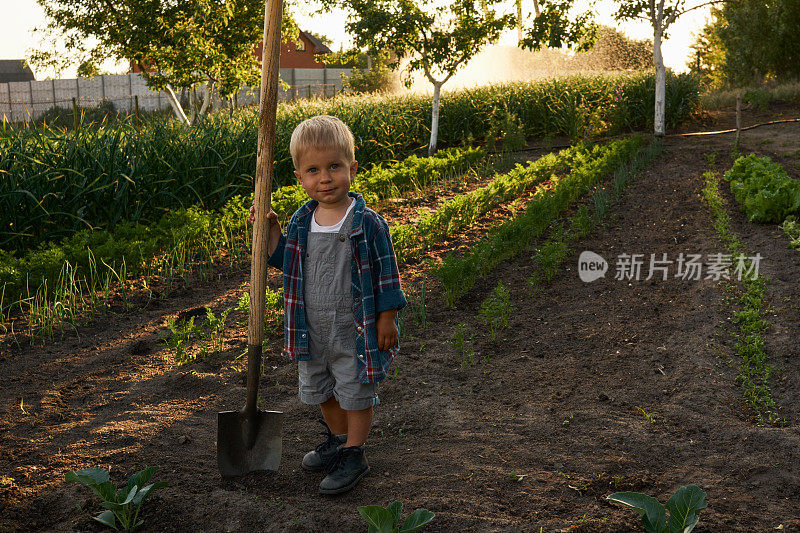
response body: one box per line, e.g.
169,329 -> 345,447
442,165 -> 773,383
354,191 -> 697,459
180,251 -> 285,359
249,0 -> 283,348
246,0 -> 283,416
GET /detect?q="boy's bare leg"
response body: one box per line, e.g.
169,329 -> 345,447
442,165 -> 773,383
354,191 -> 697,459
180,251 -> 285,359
345,406 -> 373,447
319,396 -> 348,435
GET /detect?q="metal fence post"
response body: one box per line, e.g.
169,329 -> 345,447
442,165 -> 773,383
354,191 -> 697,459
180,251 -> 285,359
101,74 -> 106,101
72,97 -> 79,130
51,79 -> 56,110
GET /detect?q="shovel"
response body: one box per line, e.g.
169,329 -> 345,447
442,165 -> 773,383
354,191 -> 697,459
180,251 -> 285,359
217,0 -> 284,477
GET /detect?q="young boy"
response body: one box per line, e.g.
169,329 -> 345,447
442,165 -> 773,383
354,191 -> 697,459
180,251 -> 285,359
249,115 -> 406,495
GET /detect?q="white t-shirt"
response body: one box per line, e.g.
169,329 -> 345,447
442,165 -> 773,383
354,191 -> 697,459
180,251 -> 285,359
310,198 -> 355,233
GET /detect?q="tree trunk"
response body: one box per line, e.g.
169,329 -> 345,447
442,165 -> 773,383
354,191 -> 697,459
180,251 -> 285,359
190,85 -> 198,125
653,28 -> 666,137
516,0 -> 523,42
198,81 -> 213,118
164,84 -> 190,125
428,81 -> 443,156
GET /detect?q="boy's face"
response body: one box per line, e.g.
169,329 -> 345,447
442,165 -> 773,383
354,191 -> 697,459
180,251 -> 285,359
294,147 -> 357,209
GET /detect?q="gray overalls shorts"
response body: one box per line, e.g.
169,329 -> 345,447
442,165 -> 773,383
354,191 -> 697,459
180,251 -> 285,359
298,208 -> 379,411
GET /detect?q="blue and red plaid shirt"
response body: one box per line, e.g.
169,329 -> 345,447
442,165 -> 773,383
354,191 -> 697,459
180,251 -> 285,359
268,192 -> 407,383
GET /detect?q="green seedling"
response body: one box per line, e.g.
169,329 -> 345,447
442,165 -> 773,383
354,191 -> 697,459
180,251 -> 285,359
780,215 -> 800,251
634,406 -> 657,424
65,466 -> 168,531
236,289 -> 283,334
202,307 -> 232,356
357,501 -> 435,533
406,281 -> 428,328
607,484 -> 707,533
480,281 -> 513,341
449,322 -> 475,368
161,316 -> 199,363
509,472 -> 526,482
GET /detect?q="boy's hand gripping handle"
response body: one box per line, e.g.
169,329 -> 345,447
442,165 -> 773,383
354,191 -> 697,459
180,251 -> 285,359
246,0 -> 282,419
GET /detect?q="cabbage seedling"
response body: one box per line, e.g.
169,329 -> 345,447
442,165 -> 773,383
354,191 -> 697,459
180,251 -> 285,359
65,466 -> 168,531
358,501 -> 435,533
607,484 -> 707,533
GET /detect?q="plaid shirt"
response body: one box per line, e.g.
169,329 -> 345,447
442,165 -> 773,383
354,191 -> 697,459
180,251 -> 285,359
268,192 -> 407,384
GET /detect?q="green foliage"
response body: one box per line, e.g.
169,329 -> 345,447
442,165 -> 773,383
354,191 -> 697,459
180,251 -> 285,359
0,148 -> 479,308
2,72 -> 699,253
162,316 -> 198,363
780,215 -> 800,251
485,106 -> 526,153
607,485 -> 707,533
434,137 -> 645,305
235,288 -> 284,335
36,101 -> 119,129
65,466 -> 168,532
342,50 -> 401,94
341,0 -> 513,87
392,145 -> 587,263
31,0 -> 299,103
404,281 -> 428,329
479,281 -> 513,341
202,307 -> 232,356
519,0 -> 598,53
606,71 -> 702,134
690,1 -> 800,87
449,322 -> 475,368
724,154 -> 800,223
701,170 -> 783,425
337,0 -> 514,154
580,25 -> 651,71
357,501 -> 435,533
161,307 -> 233,363
531,239 -> 570,285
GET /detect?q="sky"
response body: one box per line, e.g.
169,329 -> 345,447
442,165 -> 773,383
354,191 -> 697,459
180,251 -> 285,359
2,0 -> 711,83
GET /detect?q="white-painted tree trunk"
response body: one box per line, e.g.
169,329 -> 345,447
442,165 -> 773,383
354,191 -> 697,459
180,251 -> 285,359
190,85 -> 198,125
516,0 -> 523,42
164,84 -> 190,125
428,81 -> 443,156
198,81 -> 213,118
653,28 -> 666,137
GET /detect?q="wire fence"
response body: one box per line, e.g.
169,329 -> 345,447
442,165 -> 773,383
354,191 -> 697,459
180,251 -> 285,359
0,69 -> 350,123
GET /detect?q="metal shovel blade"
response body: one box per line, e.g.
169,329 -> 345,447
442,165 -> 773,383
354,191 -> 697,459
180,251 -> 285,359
217,409 -> 283,477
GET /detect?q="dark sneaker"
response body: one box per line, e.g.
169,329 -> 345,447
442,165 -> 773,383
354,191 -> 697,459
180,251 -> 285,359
318,445 -> 370,495
301,418 -> 347,472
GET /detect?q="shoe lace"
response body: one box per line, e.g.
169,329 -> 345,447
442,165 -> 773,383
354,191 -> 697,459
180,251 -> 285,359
314,417 -> 340,454
325,447 -> 346,474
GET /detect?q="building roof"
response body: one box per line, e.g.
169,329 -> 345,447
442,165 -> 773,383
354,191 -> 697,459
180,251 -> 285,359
300,31 -> 332,55
0,59 -> 35,83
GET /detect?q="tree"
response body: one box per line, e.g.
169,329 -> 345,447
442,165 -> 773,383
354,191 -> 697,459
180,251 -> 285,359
521,0 -> 722,136
30,0 -> 298,124
329,0 -> 514,155
690,0 -> 800,88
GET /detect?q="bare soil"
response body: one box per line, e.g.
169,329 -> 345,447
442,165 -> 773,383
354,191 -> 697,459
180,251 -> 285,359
1,104 -> 799,532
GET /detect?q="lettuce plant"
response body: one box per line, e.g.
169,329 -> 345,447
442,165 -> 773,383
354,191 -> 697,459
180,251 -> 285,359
358,501 -> 435,533
725,154 -> 800,223
65,466 -> 168,531
607,484 -> 707,533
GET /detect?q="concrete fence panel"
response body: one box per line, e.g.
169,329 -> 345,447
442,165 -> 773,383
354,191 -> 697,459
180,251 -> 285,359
0,68 -> 353,122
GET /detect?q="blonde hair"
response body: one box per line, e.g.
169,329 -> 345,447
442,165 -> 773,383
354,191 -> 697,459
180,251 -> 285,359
289,115 -> 355,169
